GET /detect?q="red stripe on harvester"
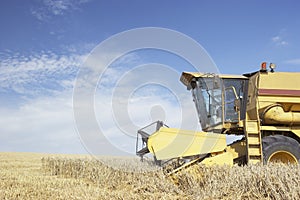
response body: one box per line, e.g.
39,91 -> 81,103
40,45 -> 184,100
259,89 -> 300,97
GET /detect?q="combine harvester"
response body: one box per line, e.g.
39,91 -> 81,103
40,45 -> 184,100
136,63 -> 300,174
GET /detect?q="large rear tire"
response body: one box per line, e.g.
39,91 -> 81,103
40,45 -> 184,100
262,135 -> 300,164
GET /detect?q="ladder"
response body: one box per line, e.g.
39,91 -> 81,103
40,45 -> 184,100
244,120 -> 263,164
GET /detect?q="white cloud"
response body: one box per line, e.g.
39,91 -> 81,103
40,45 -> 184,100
93,62 -> 200,155
93,88 -> 199,155
0,92 -> 86,154
271,36 -> 288,46
31,0 -> 92,21
0,52 -> 83,96
272,36 -> 280,42
0,50 -> 200,156
0,51 -> 87,153
271,30 -> 288,46
284,59 -> 300,65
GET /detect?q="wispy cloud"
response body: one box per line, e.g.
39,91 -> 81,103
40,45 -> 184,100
31,0 -> 92,21
0,50 -> 200,155
284,59 -> 300,65
0,52 -> 83,96
271,29 -> 288,46
272,36 -> 288,46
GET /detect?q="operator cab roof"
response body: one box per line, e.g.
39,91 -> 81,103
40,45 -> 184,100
180,72 -> 248,87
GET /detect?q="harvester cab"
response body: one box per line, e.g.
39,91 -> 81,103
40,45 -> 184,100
136,63 -> 300,173
180,72 -> 248,133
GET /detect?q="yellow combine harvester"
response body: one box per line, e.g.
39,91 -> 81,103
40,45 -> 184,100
136,63 -> 300,173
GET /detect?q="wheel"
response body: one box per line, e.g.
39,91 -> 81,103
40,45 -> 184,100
262,135 -> 300,164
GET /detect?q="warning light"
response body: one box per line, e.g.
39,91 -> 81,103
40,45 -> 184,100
260,62 -> 267,72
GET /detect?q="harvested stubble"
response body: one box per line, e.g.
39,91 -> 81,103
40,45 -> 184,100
1,152 -> 300,200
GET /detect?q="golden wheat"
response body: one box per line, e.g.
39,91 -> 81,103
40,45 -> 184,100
1,152 -> 300,200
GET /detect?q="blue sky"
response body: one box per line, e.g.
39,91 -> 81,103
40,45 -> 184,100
0,0 -> 300,155
2,0 -> 300,70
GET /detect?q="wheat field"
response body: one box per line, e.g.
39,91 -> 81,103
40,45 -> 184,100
0,152 -> 300,200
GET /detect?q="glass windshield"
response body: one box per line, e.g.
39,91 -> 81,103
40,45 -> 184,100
192,76 -> 222,129
191,76 -> 246,130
